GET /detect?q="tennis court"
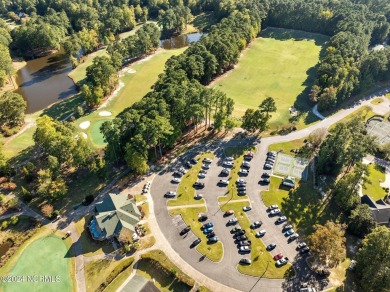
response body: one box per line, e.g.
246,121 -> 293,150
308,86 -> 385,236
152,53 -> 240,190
273,153 -> 309,181
366,117 -> 390,145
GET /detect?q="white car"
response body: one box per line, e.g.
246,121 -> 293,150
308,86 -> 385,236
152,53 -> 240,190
224,161 -> 234,166
227,218 -> 238,225
239,169 -> 249,174
194,194 -> 203,200
164,191 -> 176,198
237,178 -> 246,184
198,173 -> 206,178
276,257 -> 289,266
219,180 -> 229,185
256,230 -> 266,237
243,206 -> 252,212
202,164 -> 210,169
225,156 -> 234,161
270,208 -> 281,215
203,158 -> 213,163
221,168 -> 230,174
277,216 -> 287,223
242,161 -> 251,168
171,178 -> 181,183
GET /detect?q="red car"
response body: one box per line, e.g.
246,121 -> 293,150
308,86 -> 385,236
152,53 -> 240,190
273,253 -> 283,260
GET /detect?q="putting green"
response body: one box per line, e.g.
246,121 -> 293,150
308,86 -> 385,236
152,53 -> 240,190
90,119 -> 111,147
1,235 -> 73,292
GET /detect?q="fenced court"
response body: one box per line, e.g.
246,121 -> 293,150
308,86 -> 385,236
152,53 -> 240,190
273,153 -> 309,181
366,117 -> 390,145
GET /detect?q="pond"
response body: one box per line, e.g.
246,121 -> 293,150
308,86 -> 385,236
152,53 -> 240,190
160,32 -> 203,49
14,50 -> 77,114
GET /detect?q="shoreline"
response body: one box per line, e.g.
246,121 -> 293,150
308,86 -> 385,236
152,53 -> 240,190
0,60 -> 26,93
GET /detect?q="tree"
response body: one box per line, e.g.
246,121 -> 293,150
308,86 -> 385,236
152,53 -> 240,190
124,143 -> 149,175
308,128 -> 327,148
41,204 -> 53,217
309,221 -> 346,267
355,226 -> 390,292
259,97 -> 277,120
348,204 -> 376,238
0,144 -> 8,176
118,227 -> 133,243
0,92 -> 26,127
241,109 -> 267,133
379,142 -> 390,159
0,43 -> 12,88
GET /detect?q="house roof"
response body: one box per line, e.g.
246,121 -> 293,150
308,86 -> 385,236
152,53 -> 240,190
95,193 -> 141,238
361,194 -> 390,224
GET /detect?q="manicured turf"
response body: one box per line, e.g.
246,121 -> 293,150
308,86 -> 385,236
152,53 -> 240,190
268,138 -> 307,156
69,49 -> 108,84
211,27 -> 328,130
220,201 -> 293,278
329,106 -> 376,130
218,146 -> 255,204
370,97 -> 384,105
1,235 -> 73,292
261,175 -> 343,237
167,152 -> 214,207
90,119 -> 111,146
363,164 -> 387,201
169,207 -> 224,262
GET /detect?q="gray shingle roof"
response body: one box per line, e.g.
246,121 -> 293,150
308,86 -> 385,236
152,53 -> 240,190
361,194 -> 390,225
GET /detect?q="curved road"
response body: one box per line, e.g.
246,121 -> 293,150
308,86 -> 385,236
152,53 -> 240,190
150,91 -> 390,292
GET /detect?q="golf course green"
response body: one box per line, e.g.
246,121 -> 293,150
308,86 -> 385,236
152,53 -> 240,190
1,235 -> 73,292
212,27 -> 329,129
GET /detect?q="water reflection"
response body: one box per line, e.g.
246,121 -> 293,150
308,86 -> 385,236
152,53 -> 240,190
160,32 -> 203,49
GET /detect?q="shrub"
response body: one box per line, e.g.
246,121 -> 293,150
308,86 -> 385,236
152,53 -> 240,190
76,106 -> 84,117
51,210 -> 60,219
0,177 -> 7,184
1,220 -> 9,229
7,198 -> 18,209
2,182 -> 17,191
9,216 -> 18,225
21,187 -> 33,202
41,204 -> 53,217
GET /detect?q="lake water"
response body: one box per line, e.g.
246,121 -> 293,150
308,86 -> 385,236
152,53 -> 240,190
15,50 -> 77,114
160,32 -> 203,49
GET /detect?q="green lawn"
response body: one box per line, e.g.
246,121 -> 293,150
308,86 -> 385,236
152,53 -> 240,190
0,233 -> 74,292
220,201 -> 293,278
169,207 -> 224,262
68,49 -> 108,84
261,175 -> 343,237
370,97 -> 384,105
218,146 -> 255,203
74,214 -> 115,257
167,152 -> 214,207
268,138 -> 307,156
363,164 -> 387,201
137,250 -> 194,292
329,106 -> 376,130
211,27 -> 328,130
89,118 -> 112,147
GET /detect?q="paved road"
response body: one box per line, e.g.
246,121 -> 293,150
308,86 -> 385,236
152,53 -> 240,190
150,91 -> 390,291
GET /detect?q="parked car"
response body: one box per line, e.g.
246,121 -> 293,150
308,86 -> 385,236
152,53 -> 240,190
237,182 -> 246,187
242,161 -> 251,168
173,171 -> 183,177
219,179 -> 229,186
199,169 -> 207,174
297,242 -> 307,249
239,169 -> 249,175
264,163 -> 273,170
203,158 -> 212,163
289,233 -> 299,241
260,178 -> 270,184
224,210 -> 234,216
276,257 -> 289,266
239,258 -> 251,265
194,194 -> 203,200
171,178 -> 181,183
266,243 -> 276,251
202,222 -> 214,229
231,227 -> 243,233
238,190 -> 247,196
237,178 -> 246,184
223,161 -> 234,167
243,206 -> 252,212
208,236 -> 218,243
237,186 -> 246,191
262,172 -> 271,178
198,173 -> 206,178
203,227 -> 214,234
273,253 -> 283,260
267,156 -> 276,162
227,218 -> 238,225
316,269 -> 331,277
180,226 -> 191,235
191,158 -> 198,164
255,230 -> 266,237
348,260 -> 357,271
206,232 -> 215,238
283,224 -> 293,231
236,235 -> 248,241
239,246 -> 251,253
225,156 -> 234,161
202,164 -> 210,169
250,221 -> 262,229
238,240 -> 251,246
268,204 -> 278,210
193,182 -> 205,188
245,151 -> 254,159
178,167 -> 187,174
190,238 -> 201,248
300,246 -> 310,254
270,209 -> 281,215
284,229 -> 295,236
164,191 -> 176,198
198,214 -> 208,222
276,216 -> 287,223
233,230 -> 246,237
267,151 -> 276,157
221,168 -> 230,175
185,161 -> 192,168
265,159 -> 275,165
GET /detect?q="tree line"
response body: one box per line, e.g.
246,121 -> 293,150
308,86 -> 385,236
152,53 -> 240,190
267,0 -> 390,111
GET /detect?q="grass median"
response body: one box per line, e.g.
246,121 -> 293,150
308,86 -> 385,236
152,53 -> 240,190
167,152 -> 214,207
220,201 -> 293,278
169,207 -> 224,262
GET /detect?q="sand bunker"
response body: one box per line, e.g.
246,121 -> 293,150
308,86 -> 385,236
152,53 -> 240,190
81,132 -> 88,139
79,121 -> 91,129
123,67 -> 136,74
99,111 -> 112,117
